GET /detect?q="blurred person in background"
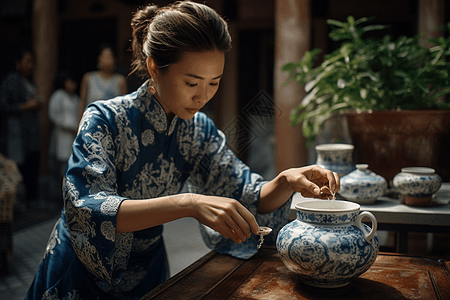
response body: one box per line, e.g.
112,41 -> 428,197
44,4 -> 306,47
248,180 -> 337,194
48,71 -> 80,179
78,44 -> 127,121
0,49 -> 43,207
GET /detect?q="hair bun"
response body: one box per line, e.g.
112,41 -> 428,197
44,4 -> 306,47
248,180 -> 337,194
130,4 -> 160,78
131,4 -> 158,29
130,1 -> 231,79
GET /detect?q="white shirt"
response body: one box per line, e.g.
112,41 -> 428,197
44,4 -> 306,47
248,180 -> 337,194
48,89 -> 80,161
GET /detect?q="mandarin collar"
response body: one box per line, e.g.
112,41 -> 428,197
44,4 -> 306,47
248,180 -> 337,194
140,80 -> 179,136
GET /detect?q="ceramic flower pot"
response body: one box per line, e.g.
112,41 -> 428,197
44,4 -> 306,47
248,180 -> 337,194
315,144 -> 355,177
392,167 -> 442,207
339,164 -> 387,204
346,110 -> 450,182
276,199 -> 379,288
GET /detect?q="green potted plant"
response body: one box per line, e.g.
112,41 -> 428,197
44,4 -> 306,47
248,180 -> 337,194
282,16 -> 450,181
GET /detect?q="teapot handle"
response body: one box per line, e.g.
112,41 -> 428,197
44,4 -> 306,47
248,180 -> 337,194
355,211 -> 377,243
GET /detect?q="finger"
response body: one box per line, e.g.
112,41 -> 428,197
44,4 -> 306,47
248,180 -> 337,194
226,217 -> 248,243
221,225 -> 241,244
334,172 -> 341,192
227,227 -> 243,244
326,171 -> 338,192
297,175 -> 321,196
321,186 -> 331,194
235,204 -> 260,235
311,166 -> 340,193
317,189 -> 332,199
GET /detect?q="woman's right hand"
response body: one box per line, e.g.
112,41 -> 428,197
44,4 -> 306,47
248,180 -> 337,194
184,194 -> 260,244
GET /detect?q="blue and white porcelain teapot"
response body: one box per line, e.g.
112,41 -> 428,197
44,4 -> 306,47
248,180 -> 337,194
339,164 -> 387,204
276,199 -> 379,288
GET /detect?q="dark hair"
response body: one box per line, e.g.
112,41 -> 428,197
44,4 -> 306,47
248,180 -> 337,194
98,43 -> 116,57
54,71 -> 74,90
130,0 -> 232,79
14,48 -> 33,63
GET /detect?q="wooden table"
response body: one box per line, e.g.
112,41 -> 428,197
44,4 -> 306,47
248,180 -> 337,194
291,183 -> 450,253
141,247 -> 450,299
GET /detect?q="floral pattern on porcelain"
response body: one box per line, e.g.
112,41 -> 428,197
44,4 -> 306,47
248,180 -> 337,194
276,200 -> 379,288
296,210 -> 358,224
393,167 -> 442,197
315,144 -> 355,177
339,164 -> 387,203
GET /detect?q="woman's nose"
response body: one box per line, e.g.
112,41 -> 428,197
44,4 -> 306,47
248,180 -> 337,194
194,86 -> 209,104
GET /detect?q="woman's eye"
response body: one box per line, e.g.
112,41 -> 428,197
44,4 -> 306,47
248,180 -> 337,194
210,82 -> 219,86
186,82 -> 197,87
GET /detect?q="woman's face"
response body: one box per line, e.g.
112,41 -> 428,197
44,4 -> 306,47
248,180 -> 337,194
150,50 -> 225,120
64,78 -> 77,94
16,52 -> 34,77
98,48 -> 116,71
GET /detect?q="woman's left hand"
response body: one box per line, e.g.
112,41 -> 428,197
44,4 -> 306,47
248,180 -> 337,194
283,165 -> 340,199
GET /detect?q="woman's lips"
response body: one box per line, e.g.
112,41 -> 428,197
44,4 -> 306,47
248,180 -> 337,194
186,108 -> 200,114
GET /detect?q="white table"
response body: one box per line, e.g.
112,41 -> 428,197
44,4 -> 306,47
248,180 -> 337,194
290,183 -> 450,253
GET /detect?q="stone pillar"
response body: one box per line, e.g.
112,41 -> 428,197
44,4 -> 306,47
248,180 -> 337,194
274,0 -> 310,173
417,0 -> 446,260
217,22 -> 239,151
418,0 -> 445,47
32,0 -> 58,176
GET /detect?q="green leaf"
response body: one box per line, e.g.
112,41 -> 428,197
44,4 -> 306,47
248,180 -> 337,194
327,19 -> 346,28
416,82 -> 430,94
281,62 -> 298,72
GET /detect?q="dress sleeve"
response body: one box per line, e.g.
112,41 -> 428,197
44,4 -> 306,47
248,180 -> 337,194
187,115 -> 291,259
63,104 -> 133,285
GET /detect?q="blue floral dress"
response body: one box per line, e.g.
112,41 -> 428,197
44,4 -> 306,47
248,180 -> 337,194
26,81 -> 291,299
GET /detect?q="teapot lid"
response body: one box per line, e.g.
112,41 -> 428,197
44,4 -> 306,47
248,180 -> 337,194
401,167 -> 435,175
356,164 -> 369,170
342,164 -> 386,183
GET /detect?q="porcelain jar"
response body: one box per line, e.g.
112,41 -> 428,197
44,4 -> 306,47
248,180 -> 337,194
315,144 -> 355,177
392,167 -> 442,206
339,164 -> 387,204
276,199 -> 379,288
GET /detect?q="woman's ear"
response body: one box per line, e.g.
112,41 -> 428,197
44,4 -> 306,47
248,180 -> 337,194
146,57 -> 159,81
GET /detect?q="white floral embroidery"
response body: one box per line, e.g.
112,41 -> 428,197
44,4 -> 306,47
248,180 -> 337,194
147,105 -> 166,133
111,102 -> 139,172
100,196 -> 121,216
79,109 -> 102,132
122,154 -> 180,199
42,288 -> 81,300
142,129 -> 155,146
112,233 -> 134,274
45,221 -> 61,257
63,177 -> 83,207
71,237 -> 110,283
82,125 -> 117,195
168,115 -> 179,135
65,201 -> 95,239
101,221 -> 115,241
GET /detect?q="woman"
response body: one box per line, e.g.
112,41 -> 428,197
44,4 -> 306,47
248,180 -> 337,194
26,1 -> 339,299
78,44 -> 127,121
0,49 -> 42,205
48,71 -> 80,177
